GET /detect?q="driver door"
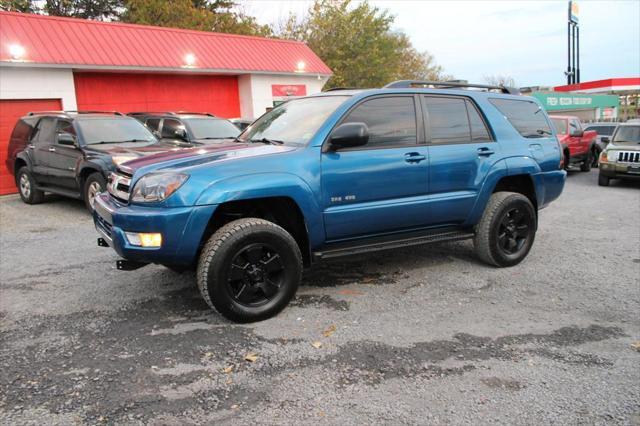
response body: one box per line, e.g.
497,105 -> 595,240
47,119 -> 83,189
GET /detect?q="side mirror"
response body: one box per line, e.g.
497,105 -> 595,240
601,136 -> 610,144
327,122 -> 369,151
570,129 -> 584,137
57,133 -> 77,147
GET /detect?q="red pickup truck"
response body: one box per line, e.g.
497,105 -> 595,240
550,115 -> 598,171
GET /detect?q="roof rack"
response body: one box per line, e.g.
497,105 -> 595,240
323,87 -> 360,92
127,111 -> 216,117
27,110 -> 124,116
383,80 -> 520,95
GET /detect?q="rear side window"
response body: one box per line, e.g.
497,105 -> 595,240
145,118 -> 160,132
343,96 -> 416,147
10,119 -> 35,143
424,97 -> 469,143
585,125 -> 615,136
490,98 -> 552,138
466,101 -> 491,141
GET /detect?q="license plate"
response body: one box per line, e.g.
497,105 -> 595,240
628,165 -> 640,174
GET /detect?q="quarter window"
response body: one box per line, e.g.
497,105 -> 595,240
342,97 -> 417,147
490,98 -> 552,138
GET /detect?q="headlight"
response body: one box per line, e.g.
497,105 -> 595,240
112,155 -> 137,165
130,172 -> 188,203
606,151 -> 618,162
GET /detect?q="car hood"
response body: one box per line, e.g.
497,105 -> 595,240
84,142 -> 174,157
606,141 -> 640,151
118,142 -> 296,175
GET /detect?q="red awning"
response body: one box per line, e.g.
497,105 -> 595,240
554,77 -> 640,93
0,11 -> 332,76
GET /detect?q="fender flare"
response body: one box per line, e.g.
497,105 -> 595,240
195,172 -> 324,248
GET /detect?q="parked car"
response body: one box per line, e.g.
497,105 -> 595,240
6,111 -> 172,212
550,115 -> 598,172
583,122 -> 618,166
93,81 -> 566,322
128,112 -> 240,146
597,122 -> 640,186
230,118 -> 254,131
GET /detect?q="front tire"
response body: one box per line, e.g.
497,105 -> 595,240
17,167 -> 45,205
474,192 -> 537,267
598,174 -> 610,187
83,173 -> 106,212
197,218 -> 302,323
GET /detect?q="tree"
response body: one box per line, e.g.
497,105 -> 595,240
0,0 -> 36,13
277,0 -> 448,89
121,0 -> 272,36
44,0 -> 124,20
484,74 -> 517,88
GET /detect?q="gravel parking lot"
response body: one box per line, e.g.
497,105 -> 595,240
1,169 -> 639,425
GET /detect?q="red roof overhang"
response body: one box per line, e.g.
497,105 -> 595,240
0,11 -> 332,76
554,77 -> 640,93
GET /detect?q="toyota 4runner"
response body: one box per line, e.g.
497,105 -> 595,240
94,81 -> 566,322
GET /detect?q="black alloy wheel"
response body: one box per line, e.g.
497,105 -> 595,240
227,243 -> 285,306
497,207 -> 533,256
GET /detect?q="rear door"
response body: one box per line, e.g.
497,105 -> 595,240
47,119 -> 83,190
422,96 -> 495,225
321,95 -> 429,240
30,117 -> 57,183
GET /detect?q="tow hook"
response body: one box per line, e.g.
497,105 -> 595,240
97,237 -> 109,247
116,259 -> 149,271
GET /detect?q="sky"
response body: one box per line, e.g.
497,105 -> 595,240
241,0 -> 640,87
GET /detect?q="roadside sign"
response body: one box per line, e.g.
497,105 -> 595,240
569,1 -> 579,23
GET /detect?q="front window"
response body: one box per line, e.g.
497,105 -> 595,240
183,118 -> 240,140
238,96 -> 349,146
77,118 -> 157,145
612,126 -> 640,143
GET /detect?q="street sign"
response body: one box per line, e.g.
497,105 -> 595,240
569,1 -> 579,23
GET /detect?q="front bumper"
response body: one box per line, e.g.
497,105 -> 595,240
93,193 -> 217,266
599,162 -> 640,180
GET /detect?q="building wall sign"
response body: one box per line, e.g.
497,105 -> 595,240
531,92 -> 619,111
271,84 -> 307,97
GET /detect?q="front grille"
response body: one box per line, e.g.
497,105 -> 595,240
617,151 -> 640,163
96,213 -> 113,239
108,170 -> 132,203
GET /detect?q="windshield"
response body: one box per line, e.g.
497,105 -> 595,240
184,118 -> 241,140
612,125 -> 640,143
77,118 -> 157,145
238,96 -> 349,146
551,118 -> 567,135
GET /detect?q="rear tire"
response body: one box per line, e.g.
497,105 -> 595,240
17,167 -> 45,205
598,174 -> 610,187
83,173 -> 106,212
474,192 -> 537,267
197,218 -> 302,323
580,152 -> 592,172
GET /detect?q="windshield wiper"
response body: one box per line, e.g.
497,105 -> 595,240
250,138 -> 284,145
93,139 -> 152,144
199,136 -> 235,140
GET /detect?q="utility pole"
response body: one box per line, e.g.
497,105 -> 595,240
566,1 -> 580,84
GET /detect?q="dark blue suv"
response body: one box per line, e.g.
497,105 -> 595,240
93,81 -> 566,322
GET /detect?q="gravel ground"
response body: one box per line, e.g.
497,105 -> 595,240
1,169 -> 639,425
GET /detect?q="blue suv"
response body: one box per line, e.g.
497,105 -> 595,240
93,81 -> 566,322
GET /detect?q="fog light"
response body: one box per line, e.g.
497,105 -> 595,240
125,232 -> 162,247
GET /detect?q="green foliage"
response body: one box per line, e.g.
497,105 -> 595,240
278,0 -> 449,89
0,0 -> 36,13
121,0 -> 272,36
44,0 -> 124,20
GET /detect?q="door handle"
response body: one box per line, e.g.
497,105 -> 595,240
48,147 -> 56,152
405,152 -> 426,163
477,147 -> 495,156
